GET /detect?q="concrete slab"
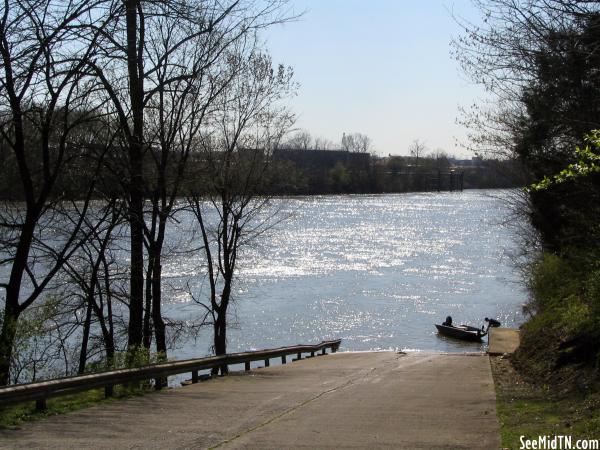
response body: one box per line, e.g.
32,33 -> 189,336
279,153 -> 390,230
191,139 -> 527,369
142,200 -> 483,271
0,352 -> 500,450
488,328 -> 520,355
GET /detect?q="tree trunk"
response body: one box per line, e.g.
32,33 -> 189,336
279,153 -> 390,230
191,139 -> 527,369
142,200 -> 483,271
99,252 -> 115,364
151,248 -> 167,388
152,252 -> 167,357
0,214 -> 36,385
213,308 -> 228,375
125,0 -> 145,352
101,319 -> 115,368
94,289 -> 115,369
0,302 -> 20,385
143,252 -> 153,350
78,298 -> 93,374
126,137 -> 145,352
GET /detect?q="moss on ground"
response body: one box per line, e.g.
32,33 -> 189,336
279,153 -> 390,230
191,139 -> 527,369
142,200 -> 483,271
0,384 -> 157,429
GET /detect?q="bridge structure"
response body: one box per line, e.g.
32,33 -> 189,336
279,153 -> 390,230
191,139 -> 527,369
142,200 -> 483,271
381,170 -> 465,192
432,170 -> 465,192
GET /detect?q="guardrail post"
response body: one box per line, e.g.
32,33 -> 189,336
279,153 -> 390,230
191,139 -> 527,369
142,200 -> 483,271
281,355 -> 286,364
297,352 -> 302,360
321,348 -> 326,355
264,358 -> 270,367
310,351 -> 315,357
192,370 -> 199,384
36,398 -> 47,412
105,385 -> 113,398
155,377 -> 165,390
244,361 -> 250,371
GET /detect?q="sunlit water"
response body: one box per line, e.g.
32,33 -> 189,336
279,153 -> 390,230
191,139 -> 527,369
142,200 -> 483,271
163,189 -> 527,361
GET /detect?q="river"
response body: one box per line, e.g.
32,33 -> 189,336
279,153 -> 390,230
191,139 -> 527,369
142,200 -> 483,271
163,189 -> 527,359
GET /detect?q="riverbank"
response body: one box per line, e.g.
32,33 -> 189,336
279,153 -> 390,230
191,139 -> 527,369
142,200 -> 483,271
489,245 -> 600,448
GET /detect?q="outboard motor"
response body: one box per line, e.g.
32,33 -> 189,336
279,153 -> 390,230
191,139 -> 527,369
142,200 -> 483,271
485,317 -> 501,328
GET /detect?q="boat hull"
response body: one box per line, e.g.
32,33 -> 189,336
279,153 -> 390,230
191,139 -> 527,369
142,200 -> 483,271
435,324 -> 485,342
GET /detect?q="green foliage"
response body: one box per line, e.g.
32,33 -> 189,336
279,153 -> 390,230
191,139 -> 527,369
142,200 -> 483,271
328,162 -> 351,192
10,297 -> 70,384
86,347 -> 167,373
586,269 -> 600,315
524,127 -> 600,251
0,389 -> 104,429
560,296 -> 590,337
495,387 -> 600,448
527,253 -> 578,312
517,126 -> 600,380
515,250 -> 600,387
526,255 -> 591,336
530,131 -> 600,192
0,347 -> 167,428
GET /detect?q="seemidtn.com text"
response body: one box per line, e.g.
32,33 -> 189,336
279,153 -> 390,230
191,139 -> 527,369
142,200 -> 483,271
520,436 -> 599,450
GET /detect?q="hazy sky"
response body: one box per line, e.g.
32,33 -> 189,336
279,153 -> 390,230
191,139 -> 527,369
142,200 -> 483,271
264,1 -> 485,157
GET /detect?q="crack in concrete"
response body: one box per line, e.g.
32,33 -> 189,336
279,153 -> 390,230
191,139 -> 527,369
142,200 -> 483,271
207,367 -> 378,449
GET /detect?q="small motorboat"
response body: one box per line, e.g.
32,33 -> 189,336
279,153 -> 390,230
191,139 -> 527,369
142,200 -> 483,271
435,316 -> 500,342
435,323 -> 486,341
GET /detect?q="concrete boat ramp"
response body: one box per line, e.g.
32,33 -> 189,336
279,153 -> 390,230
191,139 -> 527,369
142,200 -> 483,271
0,351 -> 500,449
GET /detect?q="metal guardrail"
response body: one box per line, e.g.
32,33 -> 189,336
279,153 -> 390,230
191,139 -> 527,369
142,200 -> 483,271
0,339 -> 341,409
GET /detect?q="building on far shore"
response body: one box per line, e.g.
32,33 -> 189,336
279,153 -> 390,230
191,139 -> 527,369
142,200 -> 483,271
272,148 -> 371,194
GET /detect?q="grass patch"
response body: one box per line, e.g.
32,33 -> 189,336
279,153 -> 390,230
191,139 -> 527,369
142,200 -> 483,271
491,356 -> 600,449
0,383 -> 157,429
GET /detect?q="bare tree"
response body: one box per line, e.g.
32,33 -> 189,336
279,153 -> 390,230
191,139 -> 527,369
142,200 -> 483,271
84,0 -> 296,356
408,139 -> 427,163
282,130 -> 313,149
452,0 -> 600,259
0,0 -> 296,385
314,136 -> 335,150
452,0 -> 600,160
188,48 -> 295,372
140,2 -> 296,373
341,132 -> 372,153
0,0 -> 111,385
61,198 -> 126,374
429,148 -> 451,170
141,4 -> 235,362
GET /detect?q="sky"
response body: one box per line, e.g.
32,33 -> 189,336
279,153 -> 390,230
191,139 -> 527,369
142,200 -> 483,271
263,1 -> 485,157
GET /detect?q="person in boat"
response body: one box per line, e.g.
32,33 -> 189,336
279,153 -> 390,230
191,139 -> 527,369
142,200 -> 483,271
442,316 -> 453,327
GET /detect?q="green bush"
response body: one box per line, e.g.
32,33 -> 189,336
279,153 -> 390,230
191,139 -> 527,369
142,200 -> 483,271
86,347 -> 167,374
515,251 -> 600,386
527,253 -> 578,313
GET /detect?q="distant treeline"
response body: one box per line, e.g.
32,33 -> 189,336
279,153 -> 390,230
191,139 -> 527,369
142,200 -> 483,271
0,146 -> 528,201
270,149 -> 526,195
